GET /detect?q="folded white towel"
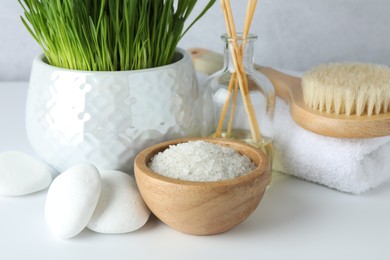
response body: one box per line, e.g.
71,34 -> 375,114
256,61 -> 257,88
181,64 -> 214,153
273,97 -> 390,194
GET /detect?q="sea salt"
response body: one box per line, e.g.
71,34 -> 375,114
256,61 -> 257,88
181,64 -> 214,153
149,141 -> 256,181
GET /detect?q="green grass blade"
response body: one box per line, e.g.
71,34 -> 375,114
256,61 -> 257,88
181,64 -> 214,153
18,0 -> 216,71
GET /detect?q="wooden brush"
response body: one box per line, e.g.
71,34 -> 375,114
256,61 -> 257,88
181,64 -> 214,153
302,63 -> 390,116
190,48 -> 390,138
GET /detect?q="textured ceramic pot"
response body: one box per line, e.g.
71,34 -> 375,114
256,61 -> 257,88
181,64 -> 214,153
26,48 -> 213,173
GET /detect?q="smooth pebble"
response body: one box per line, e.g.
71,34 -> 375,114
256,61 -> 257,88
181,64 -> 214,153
87,170 -> 150,234
0,151 -> 52,196
45,163 -> 101,239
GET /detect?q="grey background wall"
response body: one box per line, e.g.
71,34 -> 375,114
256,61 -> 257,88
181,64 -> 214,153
1,0 -> 390,81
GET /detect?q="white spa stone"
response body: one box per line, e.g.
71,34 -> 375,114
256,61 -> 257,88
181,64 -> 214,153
0,151 -> 52,196
45,163 -> 101,239
87,170 -> 150,234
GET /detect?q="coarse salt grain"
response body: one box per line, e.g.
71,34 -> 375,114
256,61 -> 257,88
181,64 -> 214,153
148,141 -> 256,181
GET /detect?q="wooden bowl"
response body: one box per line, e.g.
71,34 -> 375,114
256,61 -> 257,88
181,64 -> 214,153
134,137 -> 270,235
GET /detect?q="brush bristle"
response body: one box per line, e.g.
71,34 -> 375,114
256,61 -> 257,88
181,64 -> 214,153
302,63 -> 390,116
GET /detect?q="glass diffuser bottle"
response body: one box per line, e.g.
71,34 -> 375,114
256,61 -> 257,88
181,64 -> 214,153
207,34 -> 275,163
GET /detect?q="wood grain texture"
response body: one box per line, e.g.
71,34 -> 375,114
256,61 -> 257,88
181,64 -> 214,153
190,48 -> 390,138
134,137 -> 270,236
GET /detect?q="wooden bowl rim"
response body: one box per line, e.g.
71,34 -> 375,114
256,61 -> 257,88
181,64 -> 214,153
134,137 -> 270,187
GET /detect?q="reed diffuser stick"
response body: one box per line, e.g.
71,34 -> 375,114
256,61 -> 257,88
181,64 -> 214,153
215,72 -> 237,137
214,0 -> 235,138
219,0 -> 261,143
242,0 -> 257,51
243,0 -> 257,37
227,78 -> 239,136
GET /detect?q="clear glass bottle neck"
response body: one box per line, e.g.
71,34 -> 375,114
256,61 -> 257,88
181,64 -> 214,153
222,35 -> 256,72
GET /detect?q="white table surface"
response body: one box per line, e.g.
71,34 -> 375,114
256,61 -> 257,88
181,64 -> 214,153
1,82 -> 390,260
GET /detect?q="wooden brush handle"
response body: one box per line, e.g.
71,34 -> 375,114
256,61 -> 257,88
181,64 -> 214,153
189,48 -> 390,138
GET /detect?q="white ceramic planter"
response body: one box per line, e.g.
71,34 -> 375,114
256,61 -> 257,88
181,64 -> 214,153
26,48 -> 213,173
